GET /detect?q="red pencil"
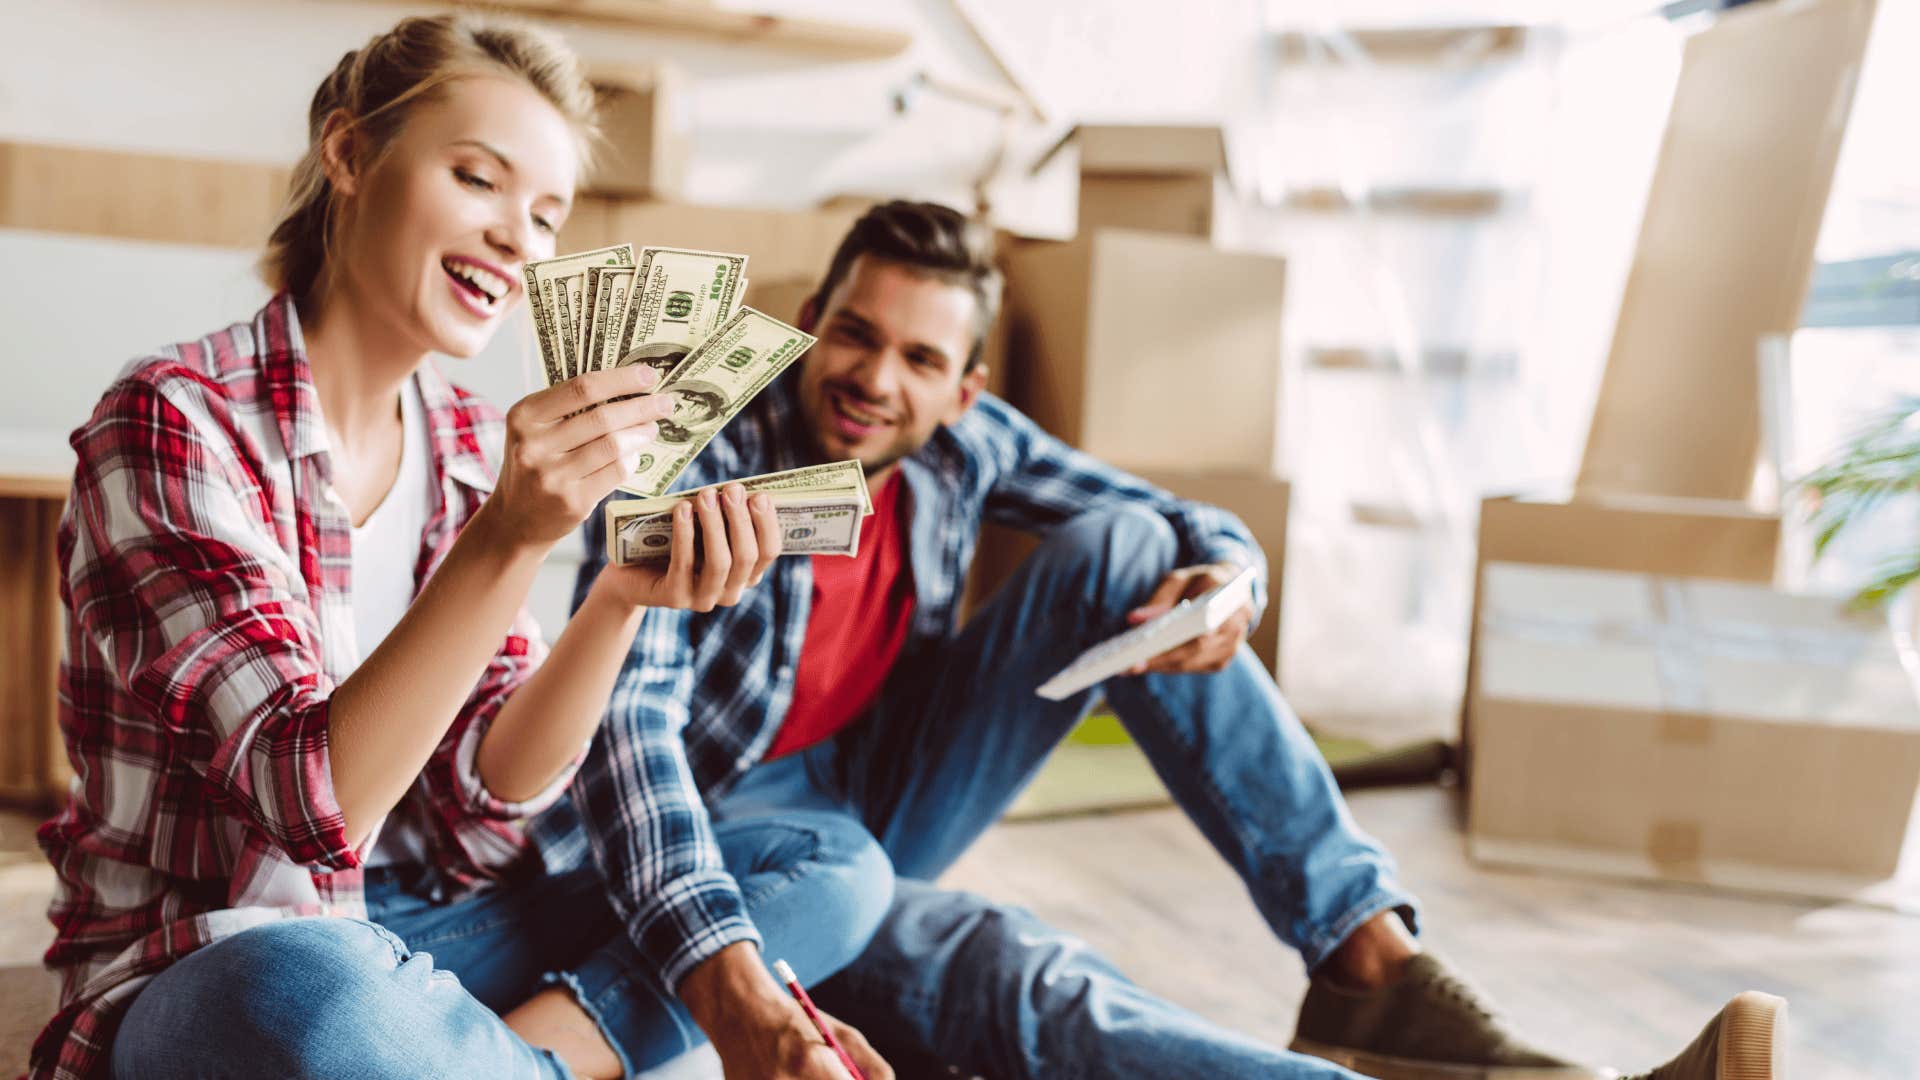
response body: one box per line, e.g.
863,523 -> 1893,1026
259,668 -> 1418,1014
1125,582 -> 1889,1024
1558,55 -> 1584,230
774,959 -> 867,1080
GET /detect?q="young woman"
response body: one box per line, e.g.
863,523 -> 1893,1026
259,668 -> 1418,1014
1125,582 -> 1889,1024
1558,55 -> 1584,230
29,15 -> 889,1080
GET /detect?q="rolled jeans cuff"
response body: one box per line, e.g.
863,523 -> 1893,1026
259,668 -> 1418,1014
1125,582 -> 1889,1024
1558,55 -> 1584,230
1301,888 -> 1422,974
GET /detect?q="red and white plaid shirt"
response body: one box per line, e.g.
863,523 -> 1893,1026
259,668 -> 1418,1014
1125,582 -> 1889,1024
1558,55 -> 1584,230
31,294 -> 566,1079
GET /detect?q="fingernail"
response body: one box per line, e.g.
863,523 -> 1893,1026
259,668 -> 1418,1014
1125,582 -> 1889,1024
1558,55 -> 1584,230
700,490 -> 717,508
726,485 -> 745,505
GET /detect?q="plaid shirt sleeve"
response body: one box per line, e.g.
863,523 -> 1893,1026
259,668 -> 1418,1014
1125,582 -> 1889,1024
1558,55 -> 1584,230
66,373 -> 357,870
566,458 -> 760,991
969,395 -> 1271,628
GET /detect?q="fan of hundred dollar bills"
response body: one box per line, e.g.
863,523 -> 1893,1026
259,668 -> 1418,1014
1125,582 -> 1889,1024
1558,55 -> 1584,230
523,243 -> 871,565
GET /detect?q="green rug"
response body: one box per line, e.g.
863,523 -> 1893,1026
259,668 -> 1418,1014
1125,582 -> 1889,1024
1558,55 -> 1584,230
1007,709 -> 1451,821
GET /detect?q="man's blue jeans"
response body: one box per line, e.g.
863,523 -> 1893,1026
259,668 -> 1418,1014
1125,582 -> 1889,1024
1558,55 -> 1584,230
712,505 -> 1415,1079
108,810 -> 892,1079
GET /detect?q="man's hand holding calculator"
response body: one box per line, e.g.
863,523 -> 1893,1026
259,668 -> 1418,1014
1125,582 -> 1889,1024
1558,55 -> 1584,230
1123,563 -> 1257,675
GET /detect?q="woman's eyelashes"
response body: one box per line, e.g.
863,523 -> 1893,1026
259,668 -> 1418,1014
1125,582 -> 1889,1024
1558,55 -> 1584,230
453,165 -> 494,192
454,166 -> 555,234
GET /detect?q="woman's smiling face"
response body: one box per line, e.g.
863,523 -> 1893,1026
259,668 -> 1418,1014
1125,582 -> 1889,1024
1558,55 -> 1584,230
325,73 -> 580,359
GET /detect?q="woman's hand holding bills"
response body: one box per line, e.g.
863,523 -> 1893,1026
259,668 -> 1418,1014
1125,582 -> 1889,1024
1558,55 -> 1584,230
597,481 -> 783,612
487,365 -> 672,548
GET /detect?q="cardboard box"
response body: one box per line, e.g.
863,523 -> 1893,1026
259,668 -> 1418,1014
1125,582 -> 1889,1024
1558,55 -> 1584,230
743,275 -> 817,326
0,494 -> 70,808
745,272 -> 1017,403
1465,492 -> 1920,902
1000,228 -> 1284,475
0,141 -> 288,249
1133,469 -> 1289,676
559,198 -> 861,286
1032,124 -> 1233,241
586,64 -> 688,200
965,471 -> 1289,679
1576,0 -> 1876,501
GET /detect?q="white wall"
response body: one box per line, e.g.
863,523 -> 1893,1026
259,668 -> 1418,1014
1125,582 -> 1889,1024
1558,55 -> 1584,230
0,0 -> 1268,632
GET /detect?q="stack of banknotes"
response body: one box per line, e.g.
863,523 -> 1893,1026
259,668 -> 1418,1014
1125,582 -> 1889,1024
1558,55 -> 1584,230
521,243 -> 871,564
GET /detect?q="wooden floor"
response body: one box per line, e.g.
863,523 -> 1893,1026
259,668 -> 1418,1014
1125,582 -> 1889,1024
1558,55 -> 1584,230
4,786 -> 1916,1078
942,785 -> 1920,1079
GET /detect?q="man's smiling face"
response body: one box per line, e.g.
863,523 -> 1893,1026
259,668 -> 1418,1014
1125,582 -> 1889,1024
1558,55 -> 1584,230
795,254 -> 988,478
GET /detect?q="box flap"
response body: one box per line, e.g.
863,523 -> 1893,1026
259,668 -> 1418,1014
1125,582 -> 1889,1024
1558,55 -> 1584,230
1031,124 -> 1232,180
1575,0 -> 1876,501
1478,492 -> 1780,582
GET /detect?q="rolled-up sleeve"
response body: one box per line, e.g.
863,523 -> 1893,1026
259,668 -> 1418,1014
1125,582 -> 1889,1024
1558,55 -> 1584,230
68,377 -> 356,869
426,603 -> 571,822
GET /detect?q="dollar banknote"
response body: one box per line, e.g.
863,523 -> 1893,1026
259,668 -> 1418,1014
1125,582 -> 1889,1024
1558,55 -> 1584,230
619,307 -> 817,498
582,265 -> 637,376
615,459 -> 872,514
610,246 -> 748,382
523,243 -> 634,386
560,273 -> 590,376
607,496 -> 863,565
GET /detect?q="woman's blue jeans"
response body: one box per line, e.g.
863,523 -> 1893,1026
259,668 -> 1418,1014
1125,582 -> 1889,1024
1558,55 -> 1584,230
108,810 -> 892,1079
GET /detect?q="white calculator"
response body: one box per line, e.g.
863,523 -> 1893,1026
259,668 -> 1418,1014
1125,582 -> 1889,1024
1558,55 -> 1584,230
1035,565 -> 1260,701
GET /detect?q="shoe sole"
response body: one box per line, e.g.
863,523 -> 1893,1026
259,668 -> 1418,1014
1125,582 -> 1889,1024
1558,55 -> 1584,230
1287,1038 -> 1606,1080
1719,991 -> 1789,1080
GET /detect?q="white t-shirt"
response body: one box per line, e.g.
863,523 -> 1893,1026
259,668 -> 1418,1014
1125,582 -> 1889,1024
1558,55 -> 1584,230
349,379 -> 435,868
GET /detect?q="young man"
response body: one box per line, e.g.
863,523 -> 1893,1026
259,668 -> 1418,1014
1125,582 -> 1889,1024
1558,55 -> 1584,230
547,201 -> 1785,1080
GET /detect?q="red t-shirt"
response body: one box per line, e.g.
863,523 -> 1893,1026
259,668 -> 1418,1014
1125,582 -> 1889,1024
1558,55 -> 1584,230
766,471 -> 915,759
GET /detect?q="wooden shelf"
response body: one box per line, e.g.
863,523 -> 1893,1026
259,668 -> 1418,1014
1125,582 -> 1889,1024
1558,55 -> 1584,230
1348,500 -> 1424,530
0,142 -> 288,249
1281,186 -> 1517,217
0,142 -> 859,286
313,0 -> 912,61
1274,25 -> 1529,65
1308,346 -> 1517,378
0,431 -> 75,501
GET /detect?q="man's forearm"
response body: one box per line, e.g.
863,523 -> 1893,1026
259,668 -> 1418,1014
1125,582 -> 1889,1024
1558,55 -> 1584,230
679,943 -> 813,1058
477,578 -> 646,801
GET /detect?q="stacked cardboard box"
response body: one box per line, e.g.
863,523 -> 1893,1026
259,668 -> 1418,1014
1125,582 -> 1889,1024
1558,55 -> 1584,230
561,199 -> 861,285
962,121 -> 1290,680
586,63 -> 689,200
999,229 -> 1284,476
1462,0 -> 1916,902
1032,124 -> 1235,242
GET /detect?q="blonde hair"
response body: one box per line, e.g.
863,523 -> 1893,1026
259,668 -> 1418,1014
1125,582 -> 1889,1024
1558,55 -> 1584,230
262,14 -> 597,300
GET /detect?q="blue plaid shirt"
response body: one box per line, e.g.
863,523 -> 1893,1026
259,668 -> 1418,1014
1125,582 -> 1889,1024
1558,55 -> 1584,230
537,371 -> 1266,988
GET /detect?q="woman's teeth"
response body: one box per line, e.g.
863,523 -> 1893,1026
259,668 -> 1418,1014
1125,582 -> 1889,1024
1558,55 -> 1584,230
444,259 -> 506,305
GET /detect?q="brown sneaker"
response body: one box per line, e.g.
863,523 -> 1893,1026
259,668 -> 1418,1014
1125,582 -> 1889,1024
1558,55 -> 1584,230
1290,952 -> 1601,1079
1622,992 -> 1788,1080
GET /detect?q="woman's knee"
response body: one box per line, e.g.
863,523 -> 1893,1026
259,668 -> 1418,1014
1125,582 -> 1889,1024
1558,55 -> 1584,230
114,917 -> 411,1076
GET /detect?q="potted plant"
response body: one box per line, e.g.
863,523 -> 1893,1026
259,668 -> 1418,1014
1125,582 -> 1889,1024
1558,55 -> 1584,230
1802,395 -> 1920,609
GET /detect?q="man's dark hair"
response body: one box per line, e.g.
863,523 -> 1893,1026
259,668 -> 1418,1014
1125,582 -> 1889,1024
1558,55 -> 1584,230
809,200 -> 1003,371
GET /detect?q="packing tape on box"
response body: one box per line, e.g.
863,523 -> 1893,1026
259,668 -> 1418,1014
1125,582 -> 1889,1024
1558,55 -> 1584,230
1647,820 -> 1704,872
1481,571 -> 1877,716
1658,713 -> 1714,745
